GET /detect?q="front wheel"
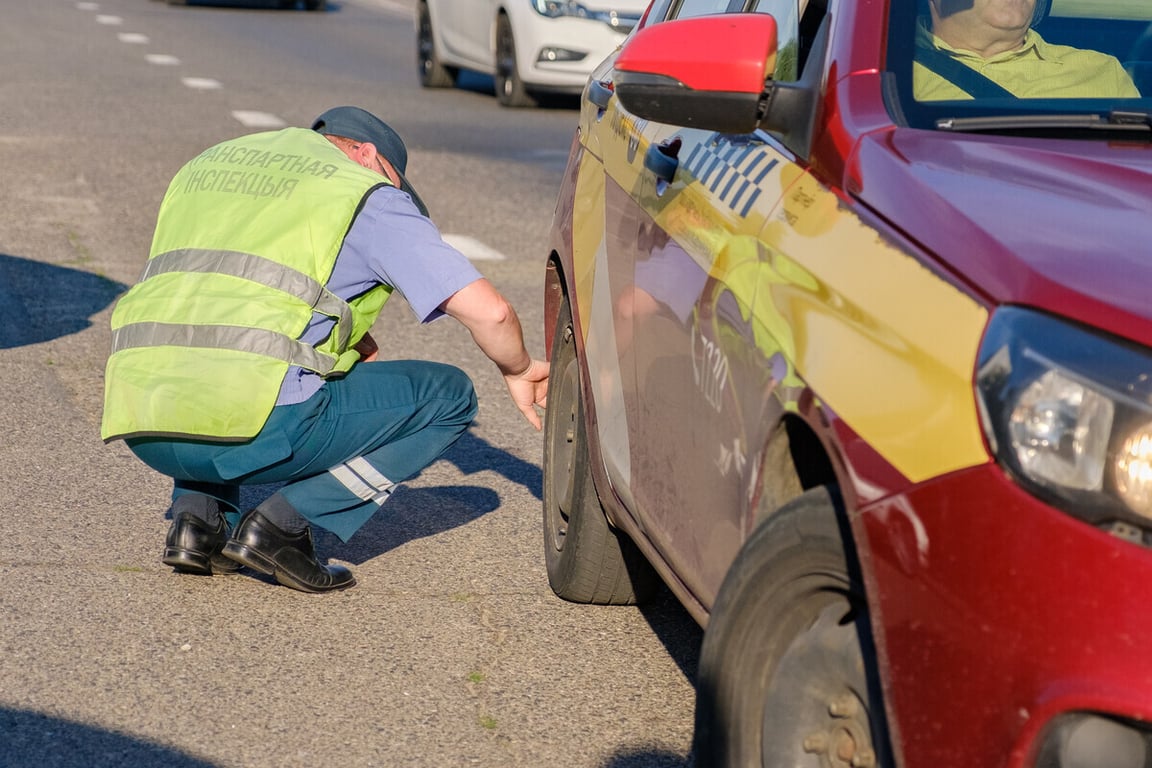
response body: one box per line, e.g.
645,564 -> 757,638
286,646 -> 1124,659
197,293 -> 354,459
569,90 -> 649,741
694,486 -> 893,768
494,14 -> 536,108
542,293 -> 657,605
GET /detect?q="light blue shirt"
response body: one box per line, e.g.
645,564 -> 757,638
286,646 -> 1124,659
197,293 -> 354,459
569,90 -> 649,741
276,185 -> 482,405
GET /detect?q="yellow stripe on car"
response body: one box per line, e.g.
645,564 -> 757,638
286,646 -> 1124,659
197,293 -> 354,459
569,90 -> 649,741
764,169 -> 990,483
588,96 -> 991,485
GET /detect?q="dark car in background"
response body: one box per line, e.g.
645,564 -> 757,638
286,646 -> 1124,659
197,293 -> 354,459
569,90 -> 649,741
541,0 -> 1152,765
158,0 -> 326,10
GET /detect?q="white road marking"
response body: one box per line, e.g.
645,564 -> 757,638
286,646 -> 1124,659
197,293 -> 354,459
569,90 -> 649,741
442,235 -> 506,261
75,0 -> 502,267
182,77 -> 223,90
231,111 -> 287,128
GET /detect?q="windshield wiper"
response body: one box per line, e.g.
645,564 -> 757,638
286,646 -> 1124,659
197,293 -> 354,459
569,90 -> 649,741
936,110 -> 1152,133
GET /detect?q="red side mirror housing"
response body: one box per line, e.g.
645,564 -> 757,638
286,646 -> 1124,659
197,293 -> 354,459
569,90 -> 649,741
613,13 -> 778,133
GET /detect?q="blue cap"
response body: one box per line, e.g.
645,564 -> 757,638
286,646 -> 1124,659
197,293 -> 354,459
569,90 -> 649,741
312,106 -> 429,217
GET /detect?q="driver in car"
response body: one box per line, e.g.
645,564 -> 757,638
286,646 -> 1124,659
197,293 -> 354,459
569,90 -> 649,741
914,0 -> 1139,100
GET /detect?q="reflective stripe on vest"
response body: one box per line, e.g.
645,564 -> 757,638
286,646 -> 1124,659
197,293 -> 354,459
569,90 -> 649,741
134,247 -> 354,360
111,321 -> 340,375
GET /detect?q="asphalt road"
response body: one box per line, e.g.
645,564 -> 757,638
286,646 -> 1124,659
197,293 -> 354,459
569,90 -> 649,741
0,1 -> 702,766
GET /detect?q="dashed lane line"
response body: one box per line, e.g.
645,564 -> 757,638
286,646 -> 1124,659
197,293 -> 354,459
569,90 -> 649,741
182,77 -> 223,90
74,0 -> 508,263
231,111 -> 288,128
442,235 -> 507,261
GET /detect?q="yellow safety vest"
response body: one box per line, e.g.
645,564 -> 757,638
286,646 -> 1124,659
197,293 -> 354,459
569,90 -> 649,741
102,128 -> 393,442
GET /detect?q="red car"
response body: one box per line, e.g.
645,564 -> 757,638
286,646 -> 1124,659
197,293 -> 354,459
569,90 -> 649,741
541,0 -> 1152,766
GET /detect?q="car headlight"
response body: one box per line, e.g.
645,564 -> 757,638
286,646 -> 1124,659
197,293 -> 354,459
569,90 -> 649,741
1034,713 -> 1151,768
976,307 -> 1152,537
530,0 -> 640,31
532,0 -> 589,18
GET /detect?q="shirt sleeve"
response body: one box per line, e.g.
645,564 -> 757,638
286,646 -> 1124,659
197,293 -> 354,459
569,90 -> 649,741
342,186 -> 484,322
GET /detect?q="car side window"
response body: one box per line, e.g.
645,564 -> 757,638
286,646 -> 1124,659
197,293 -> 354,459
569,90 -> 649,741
641,0 -> 675,26
668,0 -> 739,20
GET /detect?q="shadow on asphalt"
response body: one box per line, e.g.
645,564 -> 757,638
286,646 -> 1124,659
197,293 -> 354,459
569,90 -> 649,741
0,707 -> 217,768
309,430 -> 541,565
601,745 -> 694,767
453,71 -> 582,111
442,430 -> 543,500
0,253 -> 126,349
600,569 -> 703,768
639,584 -> 704,691
316,482 -> 501,565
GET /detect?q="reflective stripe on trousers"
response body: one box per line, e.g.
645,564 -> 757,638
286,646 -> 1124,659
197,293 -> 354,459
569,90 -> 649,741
329,457 -> 395,506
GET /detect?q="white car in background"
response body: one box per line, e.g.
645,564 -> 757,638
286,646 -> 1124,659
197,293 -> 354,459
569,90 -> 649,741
416,0 -> 650,107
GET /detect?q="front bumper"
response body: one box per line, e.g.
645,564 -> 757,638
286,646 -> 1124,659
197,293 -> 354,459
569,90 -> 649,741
513,12 -> 630,91
859,462 -> 1152,767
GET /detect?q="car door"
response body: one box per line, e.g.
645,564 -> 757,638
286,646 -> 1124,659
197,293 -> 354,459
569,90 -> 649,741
429,0 -> 496,71
602,0 -> 812,607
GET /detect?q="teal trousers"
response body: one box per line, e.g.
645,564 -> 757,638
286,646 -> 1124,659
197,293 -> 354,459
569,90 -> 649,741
128,360 -> 478,541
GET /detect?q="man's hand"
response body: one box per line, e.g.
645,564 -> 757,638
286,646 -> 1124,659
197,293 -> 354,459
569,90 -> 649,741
504,358 -> 549,430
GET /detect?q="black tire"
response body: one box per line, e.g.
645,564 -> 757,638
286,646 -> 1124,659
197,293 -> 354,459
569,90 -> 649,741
495,14 -> 536,107
543,294 -> 658,605
417,2 -> 457,88
694,486 -> 892,768
304,0 -> 326,10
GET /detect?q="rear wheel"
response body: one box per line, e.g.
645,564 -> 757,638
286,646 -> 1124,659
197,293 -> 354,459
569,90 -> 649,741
495,14 -> 536,107
417,2 -> 457,87
694,486 -> 892,768
543,293 -> 658,605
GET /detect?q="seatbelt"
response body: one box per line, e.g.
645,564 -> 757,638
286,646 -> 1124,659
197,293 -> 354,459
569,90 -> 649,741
915,46 -> 1018,99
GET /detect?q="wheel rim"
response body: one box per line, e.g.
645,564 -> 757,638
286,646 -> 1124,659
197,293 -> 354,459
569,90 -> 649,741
760,595 -> 878,768
545,326 -> 579,554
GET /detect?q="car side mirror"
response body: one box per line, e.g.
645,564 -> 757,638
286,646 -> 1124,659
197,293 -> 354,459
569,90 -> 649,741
613,13 -> 779,134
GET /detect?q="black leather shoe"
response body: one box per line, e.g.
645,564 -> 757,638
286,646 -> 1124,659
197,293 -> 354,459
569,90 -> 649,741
162,511 -> 241,576
222,510 -> 355,593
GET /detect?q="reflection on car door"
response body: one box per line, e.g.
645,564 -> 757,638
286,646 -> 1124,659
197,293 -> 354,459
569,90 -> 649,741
570,58 -> 645,516
619,123 -> 800,606
578,0 -> 820,608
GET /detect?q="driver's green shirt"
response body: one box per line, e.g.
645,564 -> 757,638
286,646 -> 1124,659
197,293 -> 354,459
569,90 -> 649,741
914,21 -> 1140,101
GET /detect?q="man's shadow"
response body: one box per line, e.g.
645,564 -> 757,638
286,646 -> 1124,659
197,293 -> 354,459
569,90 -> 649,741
299,430 -> 543,565
0,253 -> 126,349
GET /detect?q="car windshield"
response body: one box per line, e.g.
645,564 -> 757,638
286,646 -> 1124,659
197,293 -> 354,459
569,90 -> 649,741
886,0 -> 1152,133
